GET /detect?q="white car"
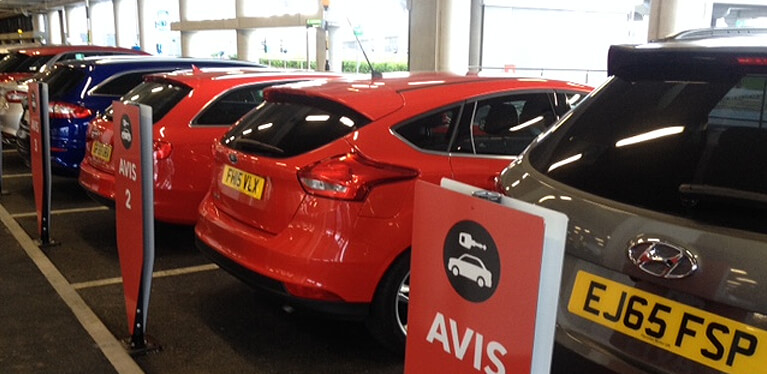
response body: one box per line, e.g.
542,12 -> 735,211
447,254 -> 493,288
0,80 -> 29,143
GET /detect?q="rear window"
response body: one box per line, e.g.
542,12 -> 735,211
39,65 -> 86,100
222,96 -> 370,158
0,53 -> 52,73
103,80 -> 191,124
529,75 -> 767,233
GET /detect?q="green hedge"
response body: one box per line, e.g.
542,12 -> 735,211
259,59 -> 408,73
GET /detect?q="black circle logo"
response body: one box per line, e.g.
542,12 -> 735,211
119,114 -> 133,150
443,220 -> 501,303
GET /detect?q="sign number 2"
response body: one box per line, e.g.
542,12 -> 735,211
125,189 -> 132,210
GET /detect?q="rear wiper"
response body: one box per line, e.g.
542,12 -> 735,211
679,184 -> 767,205
231,138 -> 285,155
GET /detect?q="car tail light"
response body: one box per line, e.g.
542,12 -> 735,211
297,152 -> 418,201
50,101 -> 93,119
153,140 -> 173,160
737,57 -> 767,66
5,90 -> 26,103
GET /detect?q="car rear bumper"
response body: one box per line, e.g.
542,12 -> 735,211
79,158 -> 116,203
195,191 -> 403,308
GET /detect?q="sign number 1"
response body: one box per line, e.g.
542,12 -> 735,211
125,189 -> 132,210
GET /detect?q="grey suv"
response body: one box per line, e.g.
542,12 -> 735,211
498,36 -> 767,374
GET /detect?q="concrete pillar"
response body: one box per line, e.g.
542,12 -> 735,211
468,0 -> 482,72
138,0 -> 150,52
180,31 -> 197,57
409,0 -> 471,73
648,0 -> 710,40
316,28 -> 327,71
236,29 -> 256,62
59,9 -> 68,45
85,0 -> 93,44
113,0 -> 123,47
48,10 -> 62,44
327,24 -> 342,73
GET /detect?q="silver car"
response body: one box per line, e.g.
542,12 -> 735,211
499,36 -> 767,373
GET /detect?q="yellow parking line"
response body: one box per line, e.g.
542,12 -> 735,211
1,172 -> 32,178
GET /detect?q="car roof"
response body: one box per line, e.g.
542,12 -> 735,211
265,71 -> 590,120
148,68 -> 341,83
8,44 -> 146,56
609,35 -> 767,80
56,56 -> 266,68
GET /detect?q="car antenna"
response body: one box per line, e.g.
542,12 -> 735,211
346,17 -> 382,80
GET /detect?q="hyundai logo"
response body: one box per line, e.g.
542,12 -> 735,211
228,153 -> 238,164
627,237 -> 697,279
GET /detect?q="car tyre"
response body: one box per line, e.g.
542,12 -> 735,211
451,266 -> 459,277
367,251 -> 410,355
477,277 -> 485,288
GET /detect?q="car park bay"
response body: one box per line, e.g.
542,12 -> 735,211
0,148 -> 404,374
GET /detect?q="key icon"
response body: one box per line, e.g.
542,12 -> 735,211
458,232 -> 487,251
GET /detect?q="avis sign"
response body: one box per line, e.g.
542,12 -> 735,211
112,101 -> 156,351
406,179 -> 568,374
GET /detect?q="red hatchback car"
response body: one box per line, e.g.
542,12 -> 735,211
194,72 -> 592,351
79,68 -> 341,224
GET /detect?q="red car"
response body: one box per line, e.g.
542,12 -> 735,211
78,68 -> 341,225
194,72 -> 592,352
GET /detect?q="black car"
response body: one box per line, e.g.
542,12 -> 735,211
498,35 -> 767,374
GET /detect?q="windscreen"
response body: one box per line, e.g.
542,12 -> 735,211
222,95 -> 370,158
39,65 -> 86,100
103,80 -> 191,124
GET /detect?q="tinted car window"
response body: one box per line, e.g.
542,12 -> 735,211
194,84 -> 267,126
529,75 -> 767,233
92,72 -> 152,96
452,93 -> 554,156
104,80 -> 191,124
0,53 -> 52,73
39,65 -> 87,100
223,96 -> 370,157
393,106 -> 461,152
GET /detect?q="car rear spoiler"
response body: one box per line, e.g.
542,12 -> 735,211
607,42 -> 767,81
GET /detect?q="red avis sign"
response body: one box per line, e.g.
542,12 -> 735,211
406,180 -> 567,374
112,101 -> 155,349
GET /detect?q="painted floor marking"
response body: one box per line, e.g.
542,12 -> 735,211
0,203 -> 144,374
11,206 -> 109,218
0,172 -> 32,178
72,263 -> 219,290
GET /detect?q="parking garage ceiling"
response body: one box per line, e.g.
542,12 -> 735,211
0,0 -> 83,19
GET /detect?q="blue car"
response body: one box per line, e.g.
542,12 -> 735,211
16,56 -> 267,175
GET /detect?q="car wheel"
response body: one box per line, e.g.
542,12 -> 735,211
367,251 -> 410,355
477,277 -> 485,288
451,266 -> 459,277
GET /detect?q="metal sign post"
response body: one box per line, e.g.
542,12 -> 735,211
29,82 -> 55,246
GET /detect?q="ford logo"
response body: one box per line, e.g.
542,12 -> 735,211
627,237 -> 698,279
228,153 -> 238,164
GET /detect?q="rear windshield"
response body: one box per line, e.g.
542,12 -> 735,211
222,96 -> 370,158
529,75 -> 767,233
39,65 -> 86,100
0,53 -> 52,73
103,80 -> 191,124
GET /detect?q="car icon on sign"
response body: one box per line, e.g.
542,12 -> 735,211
447,253 -> 493,288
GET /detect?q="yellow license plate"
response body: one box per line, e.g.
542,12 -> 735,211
568,271 -> 766,374
91,141 -> 112,163
221,165 -> 265,200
